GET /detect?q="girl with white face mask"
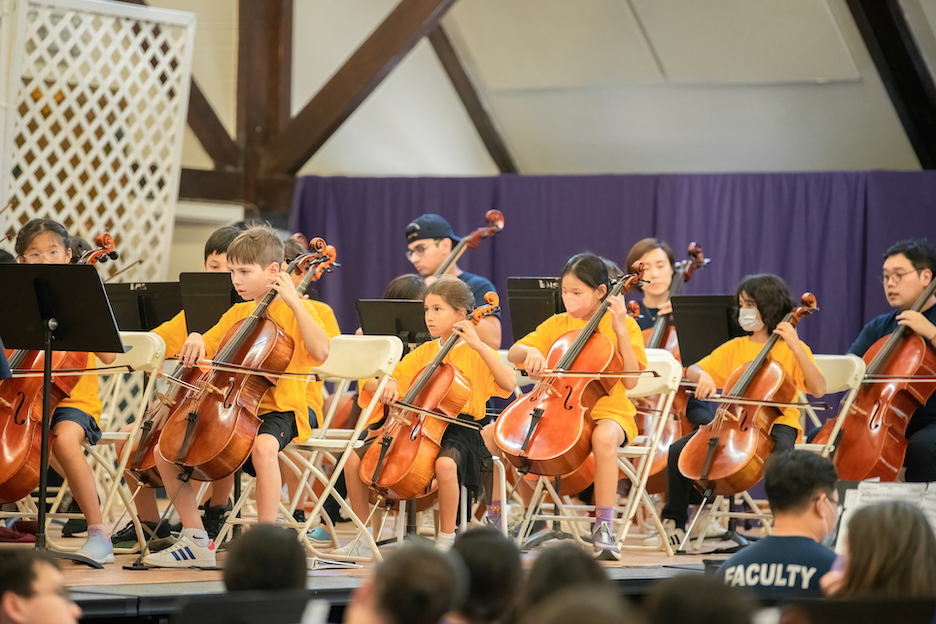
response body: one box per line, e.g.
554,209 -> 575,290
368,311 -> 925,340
657,274 -> 827,548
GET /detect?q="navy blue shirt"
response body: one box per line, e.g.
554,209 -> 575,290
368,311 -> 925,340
0,337 -> 10,380
848,305 -> 936,436
458,271 -> 500,318
635,301 -> 659,332
719,536 -> 836,600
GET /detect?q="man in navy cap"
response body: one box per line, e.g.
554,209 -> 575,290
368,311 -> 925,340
405,214 -> 501,348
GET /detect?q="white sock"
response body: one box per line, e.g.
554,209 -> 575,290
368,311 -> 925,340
183,528 -> 209,547
437,531 -> 455,546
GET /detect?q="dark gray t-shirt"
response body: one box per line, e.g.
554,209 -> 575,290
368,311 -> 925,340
719,535 -> 836,600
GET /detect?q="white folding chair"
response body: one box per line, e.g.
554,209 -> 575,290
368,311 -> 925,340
217,335 -> 403,563
795,354 -> 866,456
1,332 -> 166,554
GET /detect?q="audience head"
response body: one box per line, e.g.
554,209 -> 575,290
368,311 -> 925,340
0,249 -> 14,264
835,500 -> 936,599
521,587 -> 641,624
522,543 -> 610,612
223,525 -> 307,592
383,273 -> 427,300
345,545 -> 466,624
644,574 -> 753,624
450,528 -> 522,624
764,450 -> 839,542
0,550 -> 80,624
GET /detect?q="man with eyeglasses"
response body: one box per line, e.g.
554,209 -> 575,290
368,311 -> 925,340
405,214 -> 502,349
848,238 -> 936,482
0,550 -> 81,624
719,450 -> 839,599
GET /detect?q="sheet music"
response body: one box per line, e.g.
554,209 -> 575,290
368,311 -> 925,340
834,482 -> 929,553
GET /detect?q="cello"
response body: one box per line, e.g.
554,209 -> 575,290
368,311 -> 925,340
359,294 -> 500,501
813,278 -> 936,481
126,242 -> 336,488
630,242 -> 710,493
156,246 -> 328,482
432,210 -> 504,278
678,293 -> 818,495
494,266 -> 646,477
0,234 -> 118,503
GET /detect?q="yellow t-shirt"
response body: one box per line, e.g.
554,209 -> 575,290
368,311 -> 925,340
695,336 -> 816,432
152,311 -> 188,359
202,299 -> 327,443
57,353 -> 102,424
392,339 -> 513,421
515,312 -> 647,442
306,300 -> 340,427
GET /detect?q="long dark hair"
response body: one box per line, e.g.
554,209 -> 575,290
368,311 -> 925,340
560,253 -> 611,300
15,218 -> 69,257
736,274 -> 793,335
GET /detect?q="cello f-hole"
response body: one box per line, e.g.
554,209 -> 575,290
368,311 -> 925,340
13,393 -> 26,426
562,385 -> 574,411
868,402 -> 882,431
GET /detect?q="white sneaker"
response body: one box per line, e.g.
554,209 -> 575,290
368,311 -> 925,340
331,536 -> 373,558
142,531 -> 216,568
435,534 -> 455,552
643,519 -> 685,549
688,510 -> 729,539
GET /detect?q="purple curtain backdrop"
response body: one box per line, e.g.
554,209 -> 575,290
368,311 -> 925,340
291,171 -> 936,358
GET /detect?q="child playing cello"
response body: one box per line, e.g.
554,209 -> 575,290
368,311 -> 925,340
341,276 -> 516,554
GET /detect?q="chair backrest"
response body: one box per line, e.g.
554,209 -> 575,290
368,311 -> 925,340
497,349 -> 531,396
310,335 -> 403,382
813,354 -> 866,394
113,331 -> 166,374
628,349 -> 682,398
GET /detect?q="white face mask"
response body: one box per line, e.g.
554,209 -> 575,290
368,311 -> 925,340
738,307 -> 764,332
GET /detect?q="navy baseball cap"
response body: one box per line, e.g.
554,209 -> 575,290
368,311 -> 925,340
405,214 -> 460,243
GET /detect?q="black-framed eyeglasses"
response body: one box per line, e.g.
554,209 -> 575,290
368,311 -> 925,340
406,239 -> 442,261
879,269 -> 921,285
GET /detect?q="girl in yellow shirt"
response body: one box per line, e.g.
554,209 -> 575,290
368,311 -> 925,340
14,219 -> 118,564
341,276 -> 516,554
659,273 -> 826,547
505,252 -> 647,559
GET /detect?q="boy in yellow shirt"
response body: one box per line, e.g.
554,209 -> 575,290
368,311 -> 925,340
112,224 -> 245,549
143,226 -> 330,568
659,274 -> 826,548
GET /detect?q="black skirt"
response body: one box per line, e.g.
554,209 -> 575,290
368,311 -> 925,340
438,413 -> 493,505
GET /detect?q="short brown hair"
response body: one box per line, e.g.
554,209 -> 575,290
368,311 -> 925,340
226,225 -> 284,269
625,238 -> 675,274
425,275 -> 474,314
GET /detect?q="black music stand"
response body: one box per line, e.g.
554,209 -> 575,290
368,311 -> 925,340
179,272 -> 244,335
0,264 -> 125,568
105,282 -> 183,331
355,299 -> 431,352
506,277 -> 565,340
670,295 -> 746,366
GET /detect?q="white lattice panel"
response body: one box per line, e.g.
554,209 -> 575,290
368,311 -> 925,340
0,0 -> 194,281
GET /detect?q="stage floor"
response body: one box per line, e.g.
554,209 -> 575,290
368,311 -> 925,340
1,523 -> 736,621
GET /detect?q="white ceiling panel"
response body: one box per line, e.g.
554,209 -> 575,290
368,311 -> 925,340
631,0 -> 861,84
446,0 -> 664,90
